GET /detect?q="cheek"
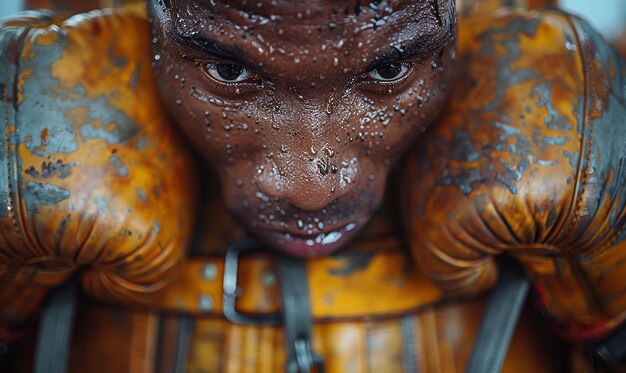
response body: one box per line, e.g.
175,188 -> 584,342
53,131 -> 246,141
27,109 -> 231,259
153,49 -> 265,168
349,55 -> 453,166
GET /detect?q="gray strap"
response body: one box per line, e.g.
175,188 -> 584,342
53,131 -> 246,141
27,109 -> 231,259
34,280 -> 78,373
596,323 -> 626,365
466,257 -> 530,373
155,314 -> 194,373
277,255 -> 324,373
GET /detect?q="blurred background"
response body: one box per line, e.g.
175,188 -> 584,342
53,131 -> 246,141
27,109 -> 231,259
0,0 -> 22,19
560,0 -> 626,40
0,0 -> 625,43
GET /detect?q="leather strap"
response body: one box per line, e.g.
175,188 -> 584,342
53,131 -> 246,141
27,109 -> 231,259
155,314 -> 194,373
278,254 -> 324,373
596,322 -> 626,365
466,257 -> 530,373
143,237 -> 443,321
33,279 -> 78,373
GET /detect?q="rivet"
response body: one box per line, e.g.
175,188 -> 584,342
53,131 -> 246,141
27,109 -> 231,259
202,264 -> 217,281
198,294 -> 214,311
262,271 -> 278,287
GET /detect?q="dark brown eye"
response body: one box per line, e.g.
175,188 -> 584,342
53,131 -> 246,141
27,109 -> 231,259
205,62 -> 251,83
367,62 -> 409,81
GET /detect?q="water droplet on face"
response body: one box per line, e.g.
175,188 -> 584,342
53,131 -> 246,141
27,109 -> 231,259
315,233 -> 324,244
255,191 -> 270,202
373,18 -> 385,27
368,174 -> 375,181
175,99 -> 182,106
297,219 -> 304,229
235,179 -> 243,187
321,231 -> 342,245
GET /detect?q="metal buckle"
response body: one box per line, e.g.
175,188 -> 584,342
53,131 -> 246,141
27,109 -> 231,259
286,337 -> 325,373
222,238 -> 282,325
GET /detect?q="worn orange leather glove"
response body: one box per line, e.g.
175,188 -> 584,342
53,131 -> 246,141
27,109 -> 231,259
403,10 -> 626,338
0,10 -> 197,336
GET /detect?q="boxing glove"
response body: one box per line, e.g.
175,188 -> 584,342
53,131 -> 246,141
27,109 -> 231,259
402,9 -> 626,336
0,10 -> 197,331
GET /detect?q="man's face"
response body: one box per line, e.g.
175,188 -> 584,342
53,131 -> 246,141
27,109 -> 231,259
150,0 -> 456,257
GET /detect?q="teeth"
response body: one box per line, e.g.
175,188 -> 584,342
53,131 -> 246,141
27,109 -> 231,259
346,223 -> 356,232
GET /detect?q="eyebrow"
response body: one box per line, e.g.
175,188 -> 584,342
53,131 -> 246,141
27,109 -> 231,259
367,28 -> 454,70
168,23 -> 453,74
170,32 -> 248,65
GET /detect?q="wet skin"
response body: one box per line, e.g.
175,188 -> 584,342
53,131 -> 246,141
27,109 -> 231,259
150,0 -> 456,257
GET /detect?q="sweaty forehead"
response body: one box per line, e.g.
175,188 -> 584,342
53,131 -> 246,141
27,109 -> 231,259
168,0 -> 449,20
154,0 -> 455,78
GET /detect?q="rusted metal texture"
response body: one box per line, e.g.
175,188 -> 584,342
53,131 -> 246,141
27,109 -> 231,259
0,10 -> 198,329
403,9 -> 626,337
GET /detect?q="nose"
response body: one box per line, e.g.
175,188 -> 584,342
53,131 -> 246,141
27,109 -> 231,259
256,146 -> 359,212
255,91 -> 360,211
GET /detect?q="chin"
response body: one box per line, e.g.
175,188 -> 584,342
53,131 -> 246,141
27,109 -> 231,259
248,217 -> 367,258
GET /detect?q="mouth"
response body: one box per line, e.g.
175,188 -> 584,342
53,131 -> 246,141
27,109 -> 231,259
252,220 -> 363,257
